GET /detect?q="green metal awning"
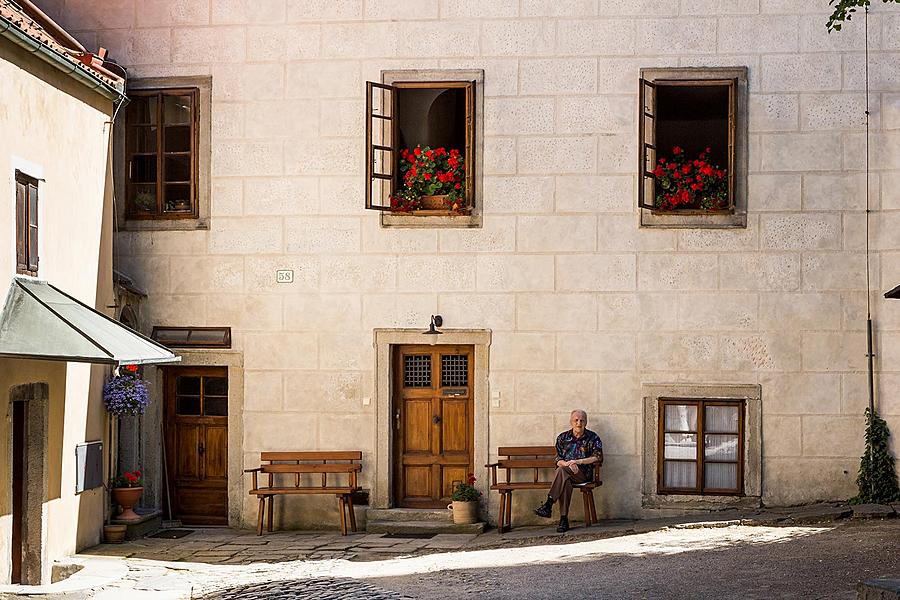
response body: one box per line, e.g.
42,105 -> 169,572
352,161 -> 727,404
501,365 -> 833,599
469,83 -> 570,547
0,277 -> 180,365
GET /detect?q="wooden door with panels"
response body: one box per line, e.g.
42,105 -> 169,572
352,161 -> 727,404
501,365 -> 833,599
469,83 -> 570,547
393,345 -> 474,508
164,366 -> 228,525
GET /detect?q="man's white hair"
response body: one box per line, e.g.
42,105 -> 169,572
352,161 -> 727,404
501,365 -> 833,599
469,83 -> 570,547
570,409 -> 588,420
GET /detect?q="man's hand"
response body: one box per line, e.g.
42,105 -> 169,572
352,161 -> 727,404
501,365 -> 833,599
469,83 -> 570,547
567,460 -> 580,474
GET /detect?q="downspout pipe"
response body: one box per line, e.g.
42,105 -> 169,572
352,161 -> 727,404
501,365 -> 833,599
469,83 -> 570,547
0,12 -> 124,102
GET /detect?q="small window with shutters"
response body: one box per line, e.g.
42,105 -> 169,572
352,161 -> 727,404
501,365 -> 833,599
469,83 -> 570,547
365,70 -> 483,226
638,67 -> 748,229
15,171 -> 39,276
658,398 -> 744,496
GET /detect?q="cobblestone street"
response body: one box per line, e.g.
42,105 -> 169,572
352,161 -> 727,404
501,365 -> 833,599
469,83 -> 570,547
3,508 -> 897,600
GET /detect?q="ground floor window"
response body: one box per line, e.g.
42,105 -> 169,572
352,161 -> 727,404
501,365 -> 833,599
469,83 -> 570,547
658,398 -> 743,495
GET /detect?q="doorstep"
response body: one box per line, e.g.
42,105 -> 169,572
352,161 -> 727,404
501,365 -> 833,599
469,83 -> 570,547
365,508 -> 485,534
111,509 -> 162,540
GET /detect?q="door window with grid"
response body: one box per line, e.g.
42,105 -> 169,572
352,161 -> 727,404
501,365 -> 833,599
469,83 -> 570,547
658,399 -> 743,495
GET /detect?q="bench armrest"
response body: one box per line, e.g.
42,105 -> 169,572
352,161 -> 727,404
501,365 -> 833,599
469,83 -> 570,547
243,468 -> 261,473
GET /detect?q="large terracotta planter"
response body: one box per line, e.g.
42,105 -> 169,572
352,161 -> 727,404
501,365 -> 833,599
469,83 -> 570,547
447,500 -> 478,524
111,486 -> 143,521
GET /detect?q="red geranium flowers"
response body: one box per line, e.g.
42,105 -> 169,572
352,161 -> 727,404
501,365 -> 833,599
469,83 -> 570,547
391,145 -> 466,213
652,146 -> 728,211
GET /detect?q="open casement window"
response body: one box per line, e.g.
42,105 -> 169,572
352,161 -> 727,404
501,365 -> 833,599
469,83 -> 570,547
125,88 -> 199,219
365,80 -> 475,215
658,399 -> 744,495
638,76 -> 737,215
15,171 -> 38,276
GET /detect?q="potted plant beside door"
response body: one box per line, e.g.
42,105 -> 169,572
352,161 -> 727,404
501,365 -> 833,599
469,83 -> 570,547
448,473 -> 481,524
111,469 -> 144,521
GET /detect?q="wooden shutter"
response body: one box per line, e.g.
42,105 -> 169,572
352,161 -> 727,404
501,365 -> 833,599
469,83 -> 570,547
726,78 -> 737,211
638,78 -> 657,210
15,177 -> 26,273
365,81 -> 395,211
464,80 -> 475,209
26,182 -> 38,273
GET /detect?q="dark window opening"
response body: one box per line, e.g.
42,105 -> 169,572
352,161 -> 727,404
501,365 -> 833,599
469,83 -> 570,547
125,89 -> 198,219
366,80 -> 474,214
640,78 -> 737,214
657,398 -> 744,496
15,171 -> 38,276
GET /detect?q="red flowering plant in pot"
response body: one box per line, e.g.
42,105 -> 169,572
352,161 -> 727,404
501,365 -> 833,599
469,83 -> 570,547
111,469 -> 144,521
652,146 -> 729,212
390,145 -> 467,213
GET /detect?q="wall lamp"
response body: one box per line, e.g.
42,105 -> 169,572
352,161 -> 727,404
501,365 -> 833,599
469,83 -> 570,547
423,315 -> 443,335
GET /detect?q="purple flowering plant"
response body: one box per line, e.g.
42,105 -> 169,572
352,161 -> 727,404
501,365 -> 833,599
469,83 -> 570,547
103,365 -> 150,416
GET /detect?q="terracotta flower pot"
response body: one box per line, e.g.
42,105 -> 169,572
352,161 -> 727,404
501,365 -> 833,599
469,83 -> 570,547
447,500 -> 478,524
111,486 -> 143,521
103,524 -> 127,543
419,194 -> 449,210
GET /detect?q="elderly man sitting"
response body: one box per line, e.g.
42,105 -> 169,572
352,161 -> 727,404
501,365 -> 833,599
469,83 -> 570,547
533,409 -> 603,532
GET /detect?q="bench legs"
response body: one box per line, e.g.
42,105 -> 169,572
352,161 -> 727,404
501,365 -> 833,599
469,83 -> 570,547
336,494 -> 358,536
497,492 -> 512,534
580,489 -> 598,527
256,496 -> 267,536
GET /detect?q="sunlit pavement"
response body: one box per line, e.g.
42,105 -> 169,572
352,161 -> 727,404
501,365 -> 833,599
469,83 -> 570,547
4,514 -> 899,599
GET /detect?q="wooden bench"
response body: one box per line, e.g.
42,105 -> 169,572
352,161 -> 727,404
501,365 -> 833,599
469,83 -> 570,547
486,446 -> 602,533
244,451 -> 362,536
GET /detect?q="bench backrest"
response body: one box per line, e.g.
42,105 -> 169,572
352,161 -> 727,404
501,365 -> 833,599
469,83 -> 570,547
493,445 -> 600,485
251,451 -> 362,490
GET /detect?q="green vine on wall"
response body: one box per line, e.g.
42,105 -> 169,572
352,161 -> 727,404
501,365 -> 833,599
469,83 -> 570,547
827,0 -> 900,31
852,408 -> 900,504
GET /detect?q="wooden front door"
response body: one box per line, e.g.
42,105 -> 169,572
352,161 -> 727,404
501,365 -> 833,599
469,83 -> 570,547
164,366 -> 228,525
393,345 -> 474,508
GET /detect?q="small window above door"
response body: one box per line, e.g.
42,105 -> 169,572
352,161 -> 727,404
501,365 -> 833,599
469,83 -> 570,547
151,326 -> 231,348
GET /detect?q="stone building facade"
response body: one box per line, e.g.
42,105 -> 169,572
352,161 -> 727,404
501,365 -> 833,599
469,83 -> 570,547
47,0 -> 900,528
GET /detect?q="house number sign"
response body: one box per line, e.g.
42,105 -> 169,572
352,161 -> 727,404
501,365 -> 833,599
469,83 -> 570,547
275,269 -> 294,284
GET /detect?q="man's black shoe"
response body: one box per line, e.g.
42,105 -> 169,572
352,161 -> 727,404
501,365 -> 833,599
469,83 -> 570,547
556,516 -> 570,533
533,496 -> 554,518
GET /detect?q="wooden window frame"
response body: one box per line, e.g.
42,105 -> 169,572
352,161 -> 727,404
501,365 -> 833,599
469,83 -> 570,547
638,67 -> 748,229
15,170 -> 38,276
365,80 -> 476,216
124,88 -> 200,220
151,326 -> 231,349
657,398 -> 744,496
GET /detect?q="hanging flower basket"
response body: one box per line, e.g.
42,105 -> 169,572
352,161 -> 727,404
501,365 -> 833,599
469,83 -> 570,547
103,366 -> 150,416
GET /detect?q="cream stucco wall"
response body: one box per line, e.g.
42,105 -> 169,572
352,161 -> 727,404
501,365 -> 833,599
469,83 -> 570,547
50,0 -> 900,528
0,36 -> 114,582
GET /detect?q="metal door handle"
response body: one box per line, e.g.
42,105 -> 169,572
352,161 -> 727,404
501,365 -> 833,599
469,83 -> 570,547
433,415 -> 441,424
198,444 -> 205,455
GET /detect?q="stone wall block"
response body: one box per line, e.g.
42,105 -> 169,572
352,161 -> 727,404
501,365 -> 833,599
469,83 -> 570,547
760,213 -> 842,250
361,294 -> 436,330
844,132 -> 900,171
749,94 -> 799,132
556,175 -> 633,213
208,294 -> 283,331
244,256 -> 318,293
518,137 -> 597,174
521,0 -> 598,16
319,332 -> 373,370
802,331 -> 868,371
718,15 -> 799,53
759,373 -> 842,415
285,61 -> 361,99
439,58 -> 519,97
137,0 -> 209,27
762,415 -> 802,457
677,217 -> 759,252
212,141 -> 284,177
398,256 -> 477,291
801,173 -> 870,211
596,134 -> 634,174
557,333 -> 637,371
762,457 -> 857,505
244,332 -> 317,369
212,0 -> 289,24
483,138 -> 517,175
637,254 -> 718,290
518,293 -> 598,331
638,333 -> 718,370
520,59 -> 598,95
285,217 -> 361,254
720,332 -> 801,371
244,371 -> 284,412
747,174 -> 802,212
169,256 -> 243,293
172,27 -> 245,63
365,0 -> 438,19
484,98 -> 555,136
318,256 -> 396,292
761,54 -> 841,92
599,215 -> 677,252
635,18 -> 717,54
440,0 -> 519,18
242,177 -> 318,216
438,217 -> 516,253
802,252 -> 869,291
249,24 -> 320,60
517,215 -> 597,252
801,14 -> 877,52
437,294 -> 516,330
556,19 -> 636,55
490,414 -> 559,448
800,93 -> 871,131
482,177 -> 555,213
284,139 -> 360,176
758,292 -> 843,331
208,217 -> 284,254
476,255 -> 555,291
598,57 -> 678,94
515,372 -> 597,413
557,254 -> 636,292
760,133 -> 843,171
557,96 -> 635,134
398,22 -> 480,57
283,294 -> 362,331
802,415 -> 865,457
719,253 -> 800,291
243,413 -> 318,451
884,93 -> 900,130
212,179 -> 243,216
361,218 -> 437,254
678,292 -> 758,331
212,64 -> 285,102
594,414 -> 637,456
491,333 -> 556,371
244,100 -> 319,140
481,20 -> 555,56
